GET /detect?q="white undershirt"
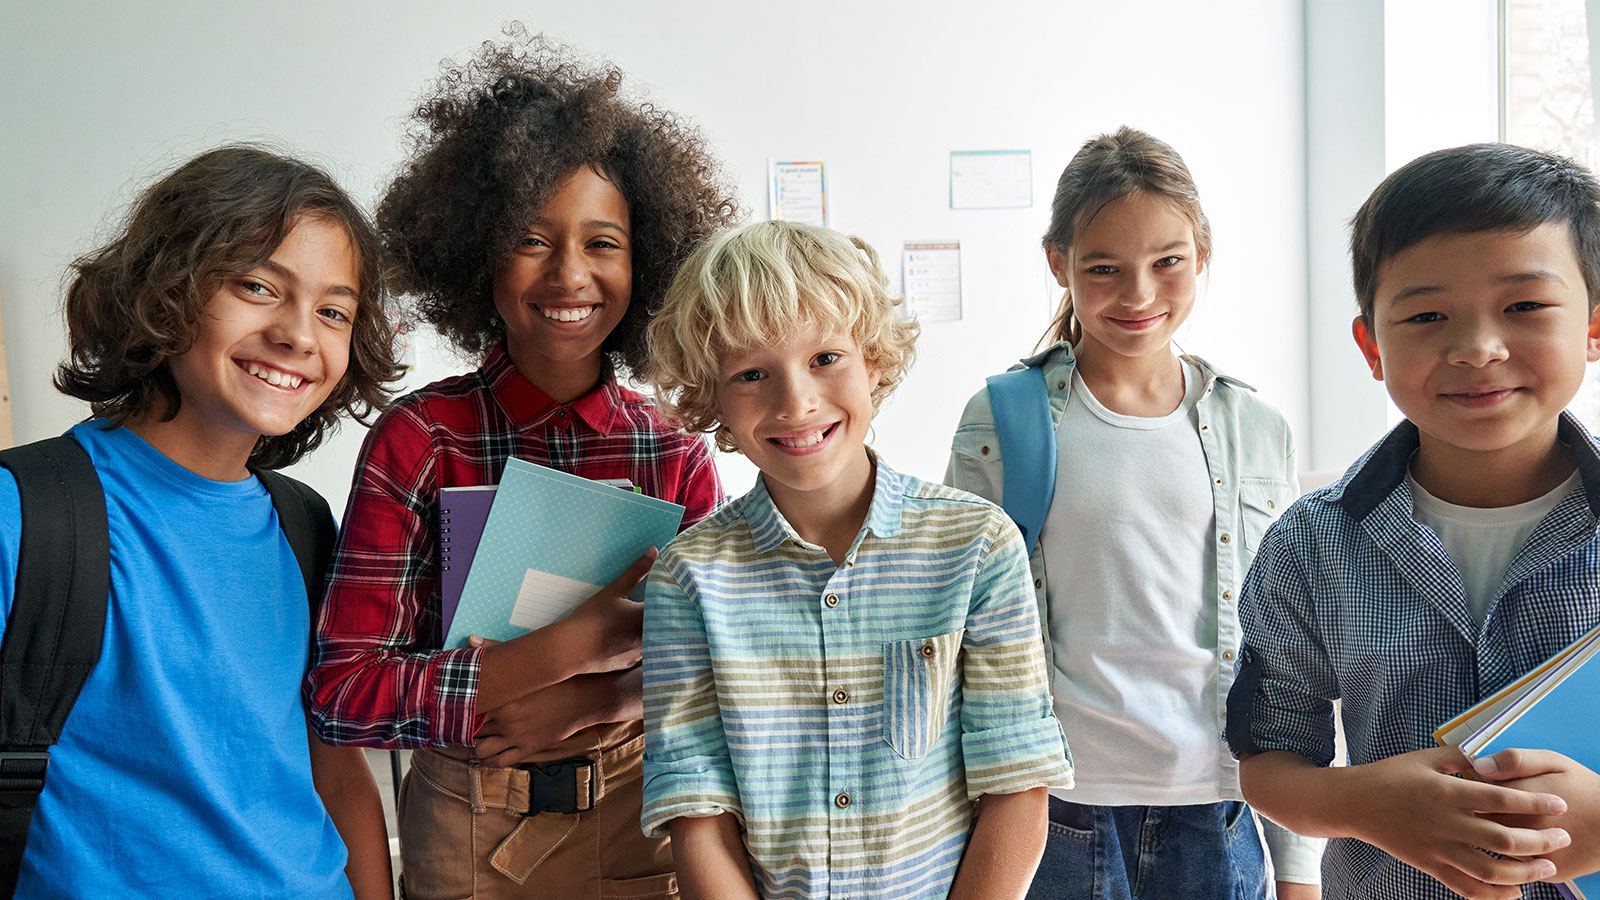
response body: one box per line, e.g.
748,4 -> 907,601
1041,360 -> 1222,806
1407,467 -> 1580,625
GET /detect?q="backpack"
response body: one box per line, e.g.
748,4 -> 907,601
0,436 -> 335,898
984,366 -> 1058,556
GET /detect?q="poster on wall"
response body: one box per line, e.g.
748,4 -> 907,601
949,150 -> 1031,210
768,160 -> 828,226
902,241 -> 962,322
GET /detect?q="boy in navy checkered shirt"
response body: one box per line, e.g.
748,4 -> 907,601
1226,143 -> 1600,900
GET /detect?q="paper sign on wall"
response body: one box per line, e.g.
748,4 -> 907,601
903,241 -> 962,322
768,160 -> 828,226
950,150 -> 1032,210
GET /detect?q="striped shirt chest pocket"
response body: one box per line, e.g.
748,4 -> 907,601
882,629 -> 965,759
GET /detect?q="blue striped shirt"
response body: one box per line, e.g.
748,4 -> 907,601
642,459 -> 1073,899
1226,414 -> 1600,900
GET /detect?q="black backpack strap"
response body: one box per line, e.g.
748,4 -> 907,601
0,437 -> 109,898
252,469 -> 336,618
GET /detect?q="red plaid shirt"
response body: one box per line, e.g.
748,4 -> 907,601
306,344 -> 721,747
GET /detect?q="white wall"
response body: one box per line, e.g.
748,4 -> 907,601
0,0 -> 1308,511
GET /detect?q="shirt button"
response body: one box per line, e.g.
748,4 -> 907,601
836,792 -> 851,808
1034,578 -> 1043,589
1057,380 -> 1066,390
1200,423 -> 1210,432
1268,500 -> 1276,509
1219,533 -> 1231,544
1214,478 -> 1223,485
920,642 -> 936,659
824,593 -> 839,608
1222,650 -> 1234,661
556,409 -> 568,419
981,445 -> 991,456
1222,590 -> 1232,601
833,688 -> 849,704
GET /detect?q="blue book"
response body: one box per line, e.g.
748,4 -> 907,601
441,458 -> 684,649
1435,622 -> 1600,900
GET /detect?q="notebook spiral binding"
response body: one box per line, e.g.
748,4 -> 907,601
440,512 -> 451,572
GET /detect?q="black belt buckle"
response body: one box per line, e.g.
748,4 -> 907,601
517,757 -> 595,815
0,750 -> 50,807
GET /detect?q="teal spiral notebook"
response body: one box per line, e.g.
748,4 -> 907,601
441,457 -> 684,649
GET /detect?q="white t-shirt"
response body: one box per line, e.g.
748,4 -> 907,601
1041,360 -> 1223,806
1408,467 -> 1580,625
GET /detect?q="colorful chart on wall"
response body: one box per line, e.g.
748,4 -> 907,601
768,160 -> 828,227
902,241 -> 962,322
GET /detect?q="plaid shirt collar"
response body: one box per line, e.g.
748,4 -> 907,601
741,453 -> 906,556
1327,411 -> 1600,521
479,343 -> 627,436
1321,412 -> 1600,647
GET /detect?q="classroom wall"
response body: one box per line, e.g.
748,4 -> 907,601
0,0 -> 1309,511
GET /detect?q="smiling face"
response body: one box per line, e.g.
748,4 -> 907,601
144,214 -> 359,479
715,321 -> 880,524
493,166 -> 632,402
1048,190 -> 1201,366
1353,222 -> 1600,476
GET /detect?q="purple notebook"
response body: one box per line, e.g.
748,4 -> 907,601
438,486 -> 497,631
437,478 -> 638,633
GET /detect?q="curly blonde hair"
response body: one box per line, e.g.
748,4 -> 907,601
647,221 -> 919,453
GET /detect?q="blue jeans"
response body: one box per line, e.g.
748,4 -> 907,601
1026,797 -> 1271,900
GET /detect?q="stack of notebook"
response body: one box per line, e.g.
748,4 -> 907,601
437,458 -> 685,649
1434,621 -> 1600,900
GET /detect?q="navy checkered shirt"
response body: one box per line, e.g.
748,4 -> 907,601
1226,413 -> 1600,900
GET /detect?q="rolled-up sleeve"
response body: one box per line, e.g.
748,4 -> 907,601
959,517 -> 1073,799
1225,512 -> 1339,767
640,563 -> 743,837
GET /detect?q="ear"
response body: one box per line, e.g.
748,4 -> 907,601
1588,304 -> 1600,364
1045,245 -> 1071,289
1351,315 -> 1383,381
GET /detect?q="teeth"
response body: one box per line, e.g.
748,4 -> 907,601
775,429 -> 827,448
245,362 -> 303,389
541,306 -> 595,322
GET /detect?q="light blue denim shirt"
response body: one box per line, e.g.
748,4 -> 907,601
945,341 -> 1322,883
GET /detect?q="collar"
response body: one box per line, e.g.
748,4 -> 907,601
741,453 -> 906,556
481,342 -> 626,435
1018,341 -> 1255,393
1330,411 -> 1600,520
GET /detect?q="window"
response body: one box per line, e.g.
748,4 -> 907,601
1504,0 -> 1600,428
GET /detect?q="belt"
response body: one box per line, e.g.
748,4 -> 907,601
411,734 -> 640,816
520,758 -> 594,814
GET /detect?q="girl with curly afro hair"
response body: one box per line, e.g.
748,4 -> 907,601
305,29 -> 739,899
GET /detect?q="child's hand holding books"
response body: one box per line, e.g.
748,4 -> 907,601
467,550 -> 657,766
1475,748 -> 1600,888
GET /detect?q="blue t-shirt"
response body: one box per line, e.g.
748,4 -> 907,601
0,422 -> 351,899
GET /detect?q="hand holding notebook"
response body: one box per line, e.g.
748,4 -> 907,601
1435,622 -> 1600,899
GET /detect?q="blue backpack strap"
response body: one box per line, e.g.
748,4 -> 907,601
984,366 -> 1056,555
